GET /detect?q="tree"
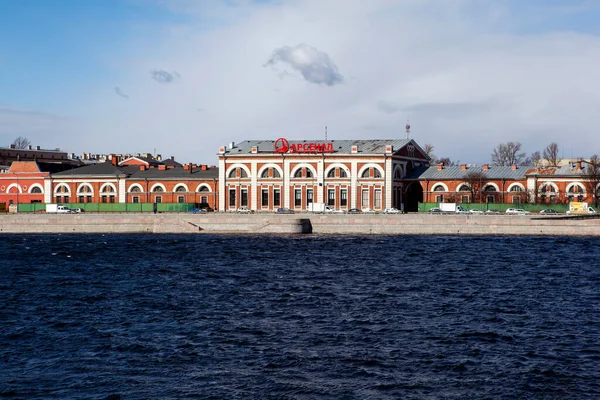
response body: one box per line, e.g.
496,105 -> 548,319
12,136 -> 31,149
583,155 -> 600,207
463,170 -> 487,203
543,142 -> 561,167
437,157 -> 456,167
424,143 -> 436,164
491,142 -> 527,166
530,151 -> 541,167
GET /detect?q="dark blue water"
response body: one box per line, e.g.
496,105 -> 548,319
1,234 -> 600,399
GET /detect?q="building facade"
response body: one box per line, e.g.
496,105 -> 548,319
217,139 -> 431,212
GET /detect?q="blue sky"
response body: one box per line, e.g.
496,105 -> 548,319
1,0 -> 600,163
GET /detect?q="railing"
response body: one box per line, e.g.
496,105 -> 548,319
418,202 -> 570,213
15,203 -> 197,213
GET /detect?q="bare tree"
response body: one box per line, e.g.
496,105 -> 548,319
437,157 -> 456,166
491,142 -> 527,166
583,155 -> 600,207
12,136 -> 31,149
463,170 -> 487,203
530,151 -> 541,167
424,143 -> 436,164
543,142 -> 561,167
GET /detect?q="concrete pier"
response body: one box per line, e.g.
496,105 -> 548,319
0,213 -> 599,235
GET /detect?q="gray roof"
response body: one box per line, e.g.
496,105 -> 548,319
524,164 -> 589,177
51,161 -> 218,180
127,166 -> 218,180
224,139 -> 420,155
406,165 -> 529,180
51,162 -> 127,178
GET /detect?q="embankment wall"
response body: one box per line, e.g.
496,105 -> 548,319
1,213 -> 599,235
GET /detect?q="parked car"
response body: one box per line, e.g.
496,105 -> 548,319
361,208 -> 377,214
539,209 -> 559,214
506,208 -> 530,215
276,207 -> 294,214
348,208 -> 362,214
237,206 -> 254,214
469,209 -> 484,214
384,208 -> 401,214
428,207 -> 442,213
71,208 -> 84,213
190,208 -> 207,213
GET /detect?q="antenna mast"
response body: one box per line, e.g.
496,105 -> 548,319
325,125 -> 328,141
405,120 -> 411,139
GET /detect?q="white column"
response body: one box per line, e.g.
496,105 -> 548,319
283,157 -> 290,208
385,158 -> 393,209
350,161 -> 358,208
118,178 -> 126,203
218,158 -> 226,211
250,161 -> 257,210
317,158 -> 324,204
44,180 -> 52,204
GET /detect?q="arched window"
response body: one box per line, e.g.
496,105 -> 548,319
294,169 -> 303,178
272,169 -> 280,178
433,185 -> 445,192
152,186 -> 164,192
373,169 -> 382,178
175,186 -> 186,192
261,169 -> 269,178
31,186 -> 42,194
199,186 -> 210,192
79,185 -> 92,193
327,169 -> 335,178
394,168 -> 402,179
228,168 -> 248,178
339,169 -> 347,178
306,169 -> 313,178
483,185 -> 497,192
510,186 -> 523,192
102,186 -> 115,193
361,169 -> 370,178
458,184 -> 470,192
568,185 -> 584,193
130,186 -> 141,193
56,185 -> 69,193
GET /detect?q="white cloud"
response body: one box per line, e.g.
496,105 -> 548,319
265,44 -> 344,86
19,0 -> 600,164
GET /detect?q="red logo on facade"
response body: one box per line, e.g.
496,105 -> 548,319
273,137 -> 334,154
274,138 -> 289,153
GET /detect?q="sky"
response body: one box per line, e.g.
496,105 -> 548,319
1,0 -> 600,165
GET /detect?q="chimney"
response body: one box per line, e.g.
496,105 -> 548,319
512,164 -> 518,170
110,155 -> 119,166
460,164 -> 467,170
170,156 -> 175,161
158,165 -> 167,171
9,144 -> 15,149
437,163 -> 443,170
351,145 -> 358,154
483,164 -> 489,170
210,165 -> 216,169
229,142 -> 235,150
139,165 -> 146,171
201,165 -> 207,171
219,146 -> 226,154
385,145 -> 393,153
251,146 -> 258,154
28,145 -> 32,150
37,146 -> 41,150
189,163 -> 193,173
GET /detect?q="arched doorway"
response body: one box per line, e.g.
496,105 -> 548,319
405,182 -> 423,212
